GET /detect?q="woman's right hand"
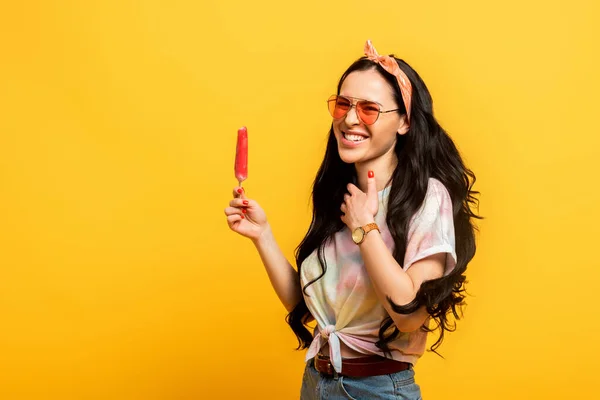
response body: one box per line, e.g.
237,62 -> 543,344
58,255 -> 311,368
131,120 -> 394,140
224,187 -> 269,241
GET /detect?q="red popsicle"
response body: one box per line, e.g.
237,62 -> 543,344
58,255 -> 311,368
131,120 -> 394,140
235,126 -> 248,187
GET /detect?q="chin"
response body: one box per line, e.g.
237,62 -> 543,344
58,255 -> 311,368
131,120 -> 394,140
337,147 -> 365,164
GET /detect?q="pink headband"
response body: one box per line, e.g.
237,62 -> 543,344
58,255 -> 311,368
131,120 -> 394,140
364,40 -> 412,122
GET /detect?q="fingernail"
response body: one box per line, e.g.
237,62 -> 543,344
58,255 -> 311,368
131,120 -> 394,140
241,215 -> 245,219
243,200 -> 249,205
368,171 -> 374,178
237,188 -> 243,194
242,208 -> 247,213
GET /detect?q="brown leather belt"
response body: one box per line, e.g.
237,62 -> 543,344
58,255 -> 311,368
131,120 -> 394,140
313,353 -> 411,377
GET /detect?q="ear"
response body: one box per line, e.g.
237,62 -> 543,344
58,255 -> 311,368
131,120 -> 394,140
397,115 -> 409,136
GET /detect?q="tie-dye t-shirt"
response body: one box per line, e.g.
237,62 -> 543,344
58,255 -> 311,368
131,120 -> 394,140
300,178 -> 457,374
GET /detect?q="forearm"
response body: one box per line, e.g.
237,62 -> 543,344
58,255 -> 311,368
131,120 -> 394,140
252,224 -> 303,313
359,231 -> 427,332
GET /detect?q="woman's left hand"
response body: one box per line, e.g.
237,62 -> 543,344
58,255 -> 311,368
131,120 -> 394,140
340,171 -> 379,231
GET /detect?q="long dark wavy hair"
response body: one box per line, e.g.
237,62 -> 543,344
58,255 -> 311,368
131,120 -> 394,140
286,55 -> 481,355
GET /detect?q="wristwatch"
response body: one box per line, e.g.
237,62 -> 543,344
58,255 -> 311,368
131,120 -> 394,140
351,223 -> 380,244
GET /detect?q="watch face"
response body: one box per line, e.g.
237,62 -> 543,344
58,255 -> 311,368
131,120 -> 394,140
352,228 -> 364,244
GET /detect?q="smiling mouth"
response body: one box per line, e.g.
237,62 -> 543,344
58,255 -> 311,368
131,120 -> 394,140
342,132 -> 368,143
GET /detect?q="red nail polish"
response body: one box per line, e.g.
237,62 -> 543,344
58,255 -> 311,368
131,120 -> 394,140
237,188 -> 243,194
243,200 -> 249,205
241,215 -> 245,219
242,208 -> 247,213
368,171 -> 374,178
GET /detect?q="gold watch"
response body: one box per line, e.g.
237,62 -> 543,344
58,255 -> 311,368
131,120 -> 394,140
351,223 -> 380,244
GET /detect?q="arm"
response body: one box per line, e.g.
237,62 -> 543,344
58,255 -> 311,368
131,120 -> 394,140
358,232 -> 445,332
225,188 -> 303,314
252,224 -> 303,313
340,175 -> 454,333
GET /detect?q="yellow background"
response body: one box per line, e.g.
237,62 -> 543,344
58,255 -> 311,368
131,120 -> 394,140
1,1 -> 599,399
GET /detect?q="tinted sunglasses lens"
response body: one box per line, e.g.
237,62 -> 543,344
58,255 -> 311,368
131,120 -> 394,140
331,96 -> 351,119
327,96 -> 338,118
357,101 -> 380,125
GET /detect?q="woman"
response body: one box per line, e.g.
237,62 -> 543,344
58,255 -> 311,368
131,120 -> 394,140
225,40 -> 480,399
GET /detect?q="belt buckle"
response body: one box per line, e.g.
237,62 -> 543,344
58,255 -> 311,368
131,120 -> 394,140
316,354 -> 336,378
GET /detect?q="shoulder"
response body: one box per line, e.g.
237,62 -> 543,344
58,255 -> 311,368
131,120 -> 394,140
427,178 -> 450,198
413,178 -> 453,219
423,178 -> 452,207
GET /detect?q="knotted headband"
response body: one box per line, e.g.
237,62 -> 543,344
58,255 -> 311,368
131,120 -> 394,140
364,40 -> 412,122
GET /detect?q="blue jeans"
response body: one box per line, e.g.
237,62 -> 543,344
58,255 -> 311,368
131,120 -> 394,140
300,359 -> 422,400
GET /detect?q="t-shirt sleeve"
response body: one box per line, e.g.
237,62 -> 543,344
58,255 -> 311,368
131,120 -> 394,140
403,179 -> 457,275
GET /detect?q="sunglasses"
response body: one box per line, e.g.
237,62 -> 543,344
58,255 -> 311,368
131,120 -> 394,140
327,95 -> 401,125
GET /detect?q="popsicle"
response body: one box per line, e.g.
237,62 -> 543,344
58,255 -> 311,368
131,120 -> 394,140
235,126 -> 248,187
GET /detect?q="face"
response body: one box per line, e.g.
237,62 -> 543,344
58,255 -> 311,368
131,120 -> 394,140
332,69 -> 408,166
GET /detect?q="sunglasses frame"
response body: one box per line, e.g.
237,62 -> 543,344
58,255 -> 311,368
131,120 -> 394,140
327,95 -> 401,125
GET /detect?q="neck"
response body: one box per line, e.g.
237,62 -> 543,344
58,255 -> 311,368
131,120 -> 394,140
354,148 -> 398,192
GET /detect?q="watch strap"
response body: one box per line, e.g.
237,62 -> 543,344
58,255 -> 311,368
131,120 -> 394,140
362,223 -> 380,235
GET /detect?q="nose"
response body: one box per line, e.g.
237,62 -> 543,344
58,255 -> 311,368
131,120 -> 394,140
344,104 -> 361,126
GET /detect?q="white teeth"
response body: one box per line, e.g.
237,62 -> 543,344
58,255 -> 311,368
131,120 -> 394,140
344,133 -> 367,142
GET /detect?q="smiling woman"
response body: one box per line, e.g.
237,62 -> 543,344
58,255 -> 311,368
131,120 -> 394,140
225,40 -> 480,399
330,69 -> 409,167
